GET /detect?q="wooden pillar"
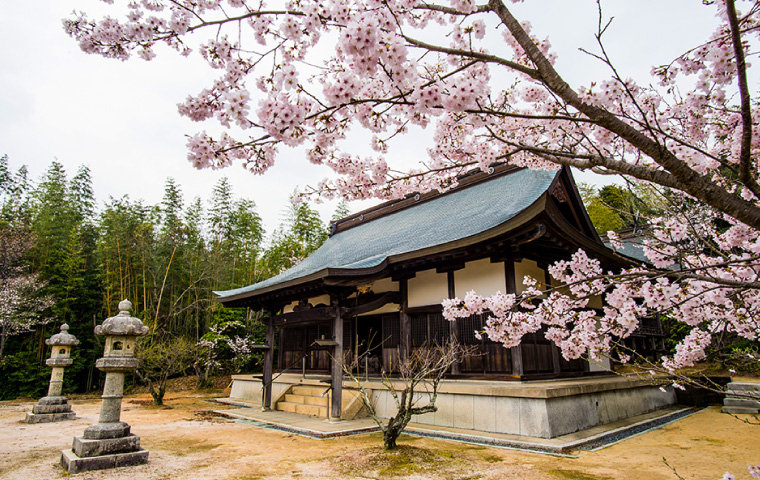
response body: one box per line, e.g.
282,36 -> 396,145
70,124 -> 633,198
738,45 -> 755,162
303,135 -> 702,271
399,278 -> 411,361
331,297 -> 343,419
505,260 -> 523,376
447,271 -> 461,375
545,268 -> 561,374
262,315 -> 275,410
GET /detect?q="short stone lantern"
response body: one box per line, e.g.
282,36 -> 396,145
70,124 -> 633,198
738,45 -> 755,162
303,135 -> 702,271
61,299 -> 150,474
25,324 -> 79,424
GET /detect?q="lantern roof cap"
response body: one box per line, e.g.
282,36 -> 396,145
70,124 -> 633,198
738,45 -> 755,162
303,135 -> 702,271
94,299 -> 149,337
46,323 -> 79,347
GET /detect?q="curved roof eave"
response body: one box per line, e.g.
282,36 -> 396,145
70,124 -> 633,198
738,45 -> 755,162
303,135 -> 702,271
216,168 -> 561,305
216,194 -> 550,305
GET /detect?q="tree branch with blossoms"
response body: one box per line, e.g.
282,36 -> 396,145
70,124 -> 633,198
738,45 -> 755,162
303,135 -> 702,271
68,0 -> 760,413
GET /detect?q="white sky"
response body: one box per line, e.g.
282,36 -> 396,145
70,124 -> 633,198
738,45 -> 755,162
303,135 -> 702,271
0,1 -> 720,237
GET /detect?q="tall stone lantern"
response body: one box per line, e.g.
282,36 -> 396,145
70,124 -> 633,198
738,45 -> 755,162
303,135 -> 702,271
61,299 -> 150,474
25,324 -> 79,423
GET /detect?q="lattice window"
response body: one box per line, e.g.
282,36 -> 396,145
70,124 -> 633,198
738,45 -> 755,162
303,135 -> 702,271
282,327 -> 303,351
457,314 -> 485,345
411,314 -> 428,346
429,313 -> 450,345
343,320 -> 352,349
382,315 -> 401,348
305,325 -> 319,347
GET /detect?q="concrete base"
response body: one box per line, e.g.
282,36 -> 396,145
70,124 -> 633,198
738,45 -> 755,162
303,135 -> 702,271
229,373 -> 678,439
61,448 -> 149,473
25,411 -> 76,424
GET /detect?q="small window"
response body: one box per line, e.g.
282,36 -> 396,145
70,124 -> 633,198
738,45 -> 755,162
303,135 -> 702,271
113,341 -> 123,350
59,348 -> 66,355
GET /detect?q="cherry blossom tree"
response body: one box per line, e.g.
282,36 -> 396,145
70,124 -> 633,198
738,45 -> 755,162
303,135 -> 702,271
64,1 -> 760,392
0,227 -> 54,357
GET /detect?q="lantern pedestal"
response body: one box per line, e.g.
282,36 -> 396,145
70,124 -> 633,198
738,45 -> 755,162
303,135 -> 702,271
25,395 -> 76,424
61,444 -> 149,474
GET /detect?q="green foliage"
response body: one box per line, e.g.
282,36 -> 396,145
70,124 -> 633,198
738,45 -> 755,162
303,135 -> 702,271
0,336 -> 51,400
720,342 -> 760,374
136,334 -> 199,405
580,182 -> 665,234
262,197 -> 328,276
0,155 -> 328,400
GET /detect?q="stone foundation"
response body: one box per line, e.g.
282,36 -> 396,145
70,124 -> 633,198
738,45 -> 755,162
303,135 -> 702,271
25,396 -> 76,424
61,448 -> 149,474
60,427 -> 148,473
229,373 -> 677,439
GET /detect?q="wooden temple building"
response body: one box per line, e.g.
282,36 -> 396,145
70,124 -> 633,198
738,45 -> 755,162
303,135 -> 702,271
216,165 -> 674,439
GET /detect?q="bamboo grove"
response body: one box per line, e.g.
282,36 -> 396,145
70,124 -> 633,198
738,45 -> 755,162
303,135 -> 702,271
0,155 -> 338,400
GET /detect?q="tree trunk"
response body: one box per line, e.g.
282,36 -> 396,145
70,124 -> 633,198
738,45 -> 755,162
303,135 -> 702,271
147,378 -> 165,406
0,323 -> 7,357
383,412 -> 411,450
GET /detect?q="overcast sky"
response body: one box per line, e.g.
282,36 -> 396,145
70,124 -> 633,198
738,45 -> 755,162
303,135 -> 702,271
0,1 -> 720,237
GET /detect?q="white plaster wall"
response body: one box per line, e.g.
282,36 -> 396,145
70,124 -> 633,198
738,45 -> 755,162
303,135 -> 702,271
514,259 -> 546,293
282,294 -> 332,313
408,269 -> 448,307
358,303 -> 400,316
371,277 -> 399,293
454,258 -> 506,299
309,294 -> 331,307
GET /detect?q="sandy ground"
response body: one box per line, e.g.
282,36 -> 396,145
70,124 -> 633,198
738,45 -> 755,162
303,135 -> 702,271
0,392 -> 757,480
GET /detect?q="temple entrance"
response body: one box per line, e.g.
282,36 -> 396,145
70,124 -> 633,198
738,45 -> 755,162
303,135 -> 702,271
354,316 -> 383,374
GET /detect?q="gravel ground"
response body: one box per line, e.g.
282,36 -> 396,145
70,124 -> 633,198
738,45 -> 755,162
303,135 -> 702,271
0,391 -> 757,480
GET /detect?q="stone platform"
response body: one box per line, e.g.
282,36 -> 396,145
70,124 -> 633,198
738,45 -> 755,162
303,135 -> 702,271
228,373 -> 677,439
25,396 -> 76,424
215,402 -> 695,454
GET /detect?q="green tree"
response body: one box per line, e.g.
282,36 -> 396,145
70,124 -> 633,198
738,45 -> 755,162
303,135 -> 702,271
262,198 -> 328,276
135,334 -> 198,405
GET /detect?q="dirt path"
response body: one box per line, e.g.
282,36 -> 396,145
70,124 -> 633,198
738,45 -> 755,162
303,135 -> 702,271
0,392 -> 757,480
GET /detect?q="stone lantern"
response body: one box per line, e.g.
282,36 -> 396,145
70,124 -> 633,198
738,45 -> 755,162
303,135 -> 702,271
61,299 -> 150,474
25,324 -> 79,424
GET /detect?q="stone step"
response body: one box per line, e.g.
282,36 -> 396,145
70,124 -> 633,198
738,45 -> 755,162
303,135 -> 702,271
722,406 -> 760,414
276,401 -> 327,417
284,394 -> 328,407
723,398 -> 760,408
291,385 -> 329,397
726,382 -> 760,392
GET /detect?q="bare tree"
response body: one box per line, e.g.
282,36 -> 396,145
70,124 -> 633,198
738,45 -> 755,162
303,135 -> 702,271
343,340 -> 475,450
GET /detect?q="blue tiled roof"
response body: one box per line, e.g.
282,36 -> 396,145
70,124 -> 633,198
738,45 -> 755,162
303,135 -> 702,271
216,168 -> 559,300
605,238 -> 648,263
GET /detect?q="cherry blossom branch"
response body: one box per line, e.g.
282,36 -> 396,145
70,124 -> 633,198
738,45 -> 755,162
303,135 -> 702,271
726,0 -> 760,199
491,0 -> 760,231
